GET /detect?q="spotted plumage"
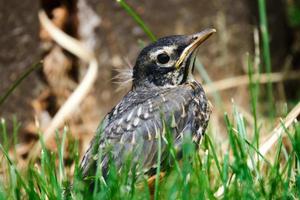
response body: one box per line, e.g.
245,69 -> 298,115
80,29 -> 215,183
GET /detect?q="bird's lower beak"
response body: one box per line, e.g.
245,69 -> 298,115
175,28 -> 216,69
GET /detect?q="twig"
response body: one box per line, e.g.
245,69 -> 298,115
204,71 -> 300,94
214,102 -> 300,198
28,11 -> 98,160
38,11 -> 93,62
257,102 -> 300,158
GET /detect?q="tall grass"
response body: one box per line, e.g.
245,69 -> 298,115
1,101 -> 299,199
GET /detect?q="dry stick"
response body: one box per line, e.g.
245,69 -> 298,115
39,11 -> 93,62
214,102 -> 300,198
203,71 -> 300,94
256,102 -> 300,159
28,11 -> 98,160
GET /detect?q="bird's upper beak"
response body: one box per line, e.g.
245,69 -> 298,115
175,28 -> 216,69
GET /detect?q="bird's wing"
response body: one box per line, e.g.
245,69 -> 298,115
79,115 -> 110,178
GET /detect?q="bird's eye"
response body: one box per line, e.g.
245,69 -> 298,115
157,53 -> 170,64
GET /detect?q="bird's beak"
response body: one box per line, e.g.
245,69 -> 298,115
175,28 -> 216,69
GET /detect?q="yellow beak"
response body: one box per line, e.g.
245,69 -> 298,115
175,28 -> 216,69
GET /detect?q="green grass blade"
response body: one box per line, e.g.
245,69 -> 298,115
0,119 -> 8,151
116,0 -> 156,41
206,135 -> 222,179
12,117 -> 21,163
164,115 -> 183,179
0,144 -> 30,195
181,134 -> 195,200
0,61 -> 43,106
154,126 -> 162,200
258,0 -> 274,118
222,151 -> 229,197
247,54 -> 260,157
0,183 -> 6,200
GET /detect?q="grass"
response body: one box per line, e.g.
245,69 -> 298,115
0,97 -> 299,199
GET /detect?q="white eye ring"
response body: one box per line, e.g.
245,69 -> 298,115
157,53 -> 170,64
149,45 -> 177,67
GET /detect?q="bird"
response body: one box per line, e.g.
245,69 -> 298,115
80,28 -> 215,186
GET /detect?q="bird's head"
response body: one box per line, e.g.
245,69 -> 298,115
132,28 -> 216,89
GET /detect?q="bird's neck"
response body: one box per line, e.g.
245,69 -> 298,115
132,80 -> 199,92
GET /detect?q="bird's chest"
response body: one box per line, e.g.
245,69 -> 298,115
105,83 -> 209,142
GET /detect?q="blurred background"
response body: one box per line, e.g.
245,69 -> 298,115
0,0 -> 299,157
